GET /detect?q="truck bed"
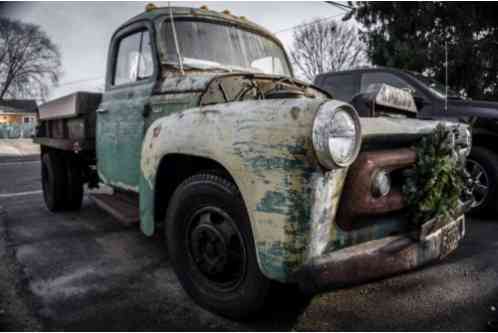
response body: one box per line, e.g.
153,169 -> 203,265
34,92 -> 101,153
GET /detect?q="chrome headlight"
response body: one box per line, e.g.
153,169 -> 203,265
312,100 -> 362,168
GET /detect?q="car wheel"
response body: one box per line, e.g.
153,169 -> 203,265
466,146 -> 498,217
165,173 -> 271,319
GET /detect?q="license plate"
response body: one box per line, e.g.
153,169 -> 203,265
440,224 -> 460,258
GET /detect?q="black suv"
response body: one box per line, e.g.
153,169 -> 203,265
315,67 -> 498,216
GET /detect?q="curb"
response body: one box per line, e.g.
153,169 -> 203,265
0,154 -> 40,164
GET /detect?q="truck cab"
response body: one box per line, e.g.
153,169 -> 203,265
35,6 -> 472,319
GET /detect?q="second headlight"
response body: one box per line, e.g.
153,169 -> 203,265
312,100 -> 362,169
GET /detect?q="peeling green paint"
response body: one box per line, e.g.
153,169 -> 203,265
257,191 -> 287,214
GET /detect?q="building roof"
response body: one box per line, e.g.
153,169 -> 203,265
0,99 -> 37,114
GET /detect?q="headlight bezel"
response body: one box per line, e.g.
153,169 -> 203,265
312,100 -> 362,169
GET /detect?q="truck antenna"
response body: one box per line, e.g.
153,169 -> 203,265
169,2 -> 184,75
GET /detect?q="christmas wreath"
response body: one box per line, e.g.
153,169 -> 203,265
402,124 -> 467,227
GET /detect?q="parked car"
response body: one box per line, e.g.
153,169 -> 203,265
315,67 -> 498,216
34,6 -> 471,319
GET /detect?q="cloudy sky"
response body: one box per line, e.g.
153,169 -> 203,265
0,1 -> 345,100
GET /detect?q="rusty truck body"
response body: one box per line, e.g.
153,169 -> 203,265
34,5 -> 472,318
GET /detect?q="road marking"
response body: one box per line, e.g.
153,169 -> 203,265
0,160 -> 40,167
0,190 -> 42,198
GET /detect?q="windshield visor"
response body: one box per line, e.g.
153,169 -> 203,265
162,19 -> 292,76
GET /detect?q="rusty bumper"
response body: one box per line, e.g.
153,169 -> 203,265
295,214 -> 465,294
336,148 -> 416,230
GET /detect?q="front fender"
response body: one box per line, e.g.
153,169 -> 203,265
140,98 -> 330,281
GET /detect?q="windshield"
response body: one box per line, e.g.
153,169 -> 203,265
410,73 -> 462,99
162,20 -> 292,76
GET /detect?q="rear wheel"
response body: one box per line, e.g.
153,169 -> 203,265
466,146 -> 498,217
41,151 -> 67,212
41,150 -> 84,212
64,155 -> 84,210
165,173 -> 271,319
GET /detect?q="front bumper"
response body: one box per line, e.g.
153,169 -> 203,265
295,214 -> 465,294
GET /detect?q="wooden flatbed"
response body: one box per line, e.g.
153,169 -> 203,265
34,91 -> 101,154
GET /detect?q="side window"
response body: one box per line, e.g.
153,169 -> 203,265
114,30 -> 153,86
138,32 -> 153,79
322,74 -> 357,102
361,72 -> 413,92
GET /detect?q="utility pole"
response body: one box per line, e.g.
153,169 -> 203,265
445,41 -> 448,111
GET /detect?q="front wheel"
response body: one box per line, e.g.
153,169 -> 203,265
466,146 -> 498,217
165,173 -> 271,319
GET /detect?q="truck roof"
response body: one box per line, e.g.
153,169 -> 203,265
118,5 -> 283,49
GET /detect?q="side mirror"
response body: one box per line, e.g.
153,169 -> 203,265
413,95 -> 429,108
352,84 -> 417,117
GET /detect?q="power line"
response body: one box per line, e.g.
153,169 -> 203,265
274,12 -> 345,35
325,1 -> 354,11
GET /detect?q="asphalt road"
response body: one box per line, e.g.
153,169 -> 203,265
1,158 -> 498,331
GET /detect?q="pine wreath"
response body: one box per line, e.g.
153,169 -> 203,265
402,124 -> 466,227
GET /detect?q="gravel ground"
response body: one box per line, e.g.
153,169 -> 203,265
0,158 -> 497,331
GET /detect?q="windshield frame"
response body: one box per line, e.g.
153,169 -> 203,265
156,16 -> 294,78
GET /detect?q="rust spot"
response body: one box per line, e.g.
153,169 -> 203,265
290,106 -> 301,120
153,125 -> 161,138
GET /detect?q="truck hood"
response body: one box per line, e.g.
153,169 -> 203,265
158,72 -> 219,93
447,98 -> 498,119
157,71 -> 329,103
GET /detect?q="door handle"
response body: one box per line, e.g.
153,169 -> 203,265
96,108 -> 108,114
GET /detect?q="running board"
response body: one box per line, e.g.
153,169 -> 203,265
89,192 -> 139,226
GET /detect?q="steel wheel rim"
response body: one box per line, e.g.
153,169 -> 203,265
186,206 -> 247,292
466,159 -> 490,208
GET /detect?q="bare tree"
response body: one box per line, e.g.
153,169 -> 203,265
290,18 -> 367,81
0,17 -> 61,101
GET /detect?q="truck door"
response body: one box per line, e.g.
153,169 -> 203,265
97,23 -> 157,192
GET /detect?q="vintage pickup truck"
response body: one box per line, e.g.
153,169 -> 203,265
34,5 -> 472,319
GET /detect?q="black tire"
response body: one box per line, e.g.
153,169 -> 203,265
165,173 -> 271,319
64,155 -> 84,210
41,150 -> 84,212
41,151 -> 68,212
467,146 -> 498,217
